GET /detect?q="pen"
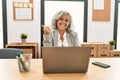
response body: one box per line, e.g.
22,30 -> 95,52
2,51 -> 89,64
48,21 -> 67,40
18,54 -> 29,71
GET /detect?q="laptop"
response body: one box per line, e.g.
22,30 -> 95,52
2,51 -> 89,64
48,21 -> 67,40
42,47 -> 91,73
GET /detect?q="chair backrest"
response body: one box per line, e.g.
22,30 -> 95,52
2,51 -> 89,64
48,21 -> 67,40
0,48 -> 24,59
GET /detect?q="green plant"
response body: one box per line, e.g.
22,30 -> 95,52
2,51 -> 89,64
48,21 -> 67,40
109,40 -> 116,45
20,33 -> 27,39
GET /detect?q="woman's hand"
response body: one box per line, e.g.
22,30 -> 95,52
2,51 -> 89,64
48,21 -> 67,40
43,26 -> 51,35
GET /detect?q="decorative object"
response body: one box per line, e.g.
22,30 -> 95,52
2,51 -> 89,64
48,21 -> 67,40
13,0 -> 34,20
109,40 -> 116,50
20,33 -> 28,43
93,0 -> 111,21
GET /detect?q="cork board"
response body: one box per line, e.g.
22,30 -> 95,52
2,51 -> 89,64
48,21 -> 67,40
13,0 -> 33,20
92,0 -> 111,21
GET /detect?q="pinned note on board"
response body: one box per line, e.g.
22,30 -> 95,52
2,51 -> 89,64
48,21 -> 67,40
93,0 -> 104,10
13,0 -> 33,20
92,0 -> 111,21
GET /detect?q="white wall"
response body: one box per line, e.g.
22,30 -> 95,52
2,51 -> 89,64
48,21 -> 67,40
7,0 -> 41,57
6,0 -> 115,57
0,1 -> 3,48
44,1 -> 84,43
87,0 -> 115,43
117,3 -> 120,49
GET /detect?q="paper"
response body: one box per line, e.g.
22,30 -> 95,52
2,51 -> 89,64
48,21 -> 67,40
28,3 -> 33,8
13,0 -> 29,2
15,8 -> 32,20
24,3 -> 28,8
94,0 -> 104,10
14,3 -> 19,7
18,3 -> 23,8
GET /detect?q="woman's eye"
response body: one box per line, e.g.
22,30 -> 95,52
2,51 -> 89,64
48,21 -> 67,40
59,18 -> 63,20
65,19 -> 69,22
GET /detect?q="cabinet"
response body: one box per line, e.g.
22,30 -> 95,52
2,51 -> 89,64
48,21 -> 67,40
6,42 -> 38,58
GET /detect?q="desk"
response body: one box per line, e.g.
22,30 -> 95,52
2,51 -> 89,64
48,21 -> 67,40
0,58 -> 120,80
6,42 -> 38,58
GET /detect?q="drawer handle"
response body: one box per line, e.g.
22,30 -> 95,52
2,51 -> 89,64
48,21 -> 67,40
113,54 -> 119,56
101,54 -> 107,56
91,54 -> 94,57
91,47 -> 94,49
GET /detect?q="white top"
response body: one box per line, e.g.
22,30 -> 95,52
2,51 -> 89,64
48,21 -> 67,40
58,31 -> 68,47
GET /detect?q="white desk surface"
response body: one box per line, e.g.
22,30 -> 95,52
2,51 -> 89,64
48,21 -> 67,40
0,58 -> 120,80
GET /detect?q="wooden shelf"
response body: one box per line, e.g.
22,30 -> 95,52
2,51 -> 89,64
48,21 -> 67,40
6,42 -> 38,58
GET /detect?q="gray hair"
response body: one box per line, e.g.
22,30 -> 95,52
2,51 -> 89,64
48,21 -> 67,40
51,10 -> 73,32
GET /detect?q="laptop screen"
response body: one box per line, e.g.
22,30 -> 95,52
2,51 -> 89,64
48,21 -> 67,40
42,47 -> 91,73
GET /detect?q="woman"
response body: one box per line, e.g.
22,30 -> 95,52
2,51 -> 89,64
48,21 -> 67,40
43,10 -> 80,47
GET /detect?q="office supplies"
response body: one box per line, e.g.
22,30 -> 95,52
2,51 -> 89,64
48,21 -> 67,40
17,54 -> 32,72
20,54 -> 29,71
92,61 -> 110,68
42,47 -> 91,73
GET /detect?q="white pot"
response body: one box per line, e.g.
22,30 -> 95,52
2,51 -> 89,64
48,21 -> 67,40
110,45 -> 115,50
21,39 -> 26,43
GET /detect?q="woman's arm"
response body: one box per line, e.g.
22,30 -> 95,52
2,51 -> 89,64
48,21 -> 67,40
73,32 -> 80,47
43,33 -> 53,47
43,26 -> 53,47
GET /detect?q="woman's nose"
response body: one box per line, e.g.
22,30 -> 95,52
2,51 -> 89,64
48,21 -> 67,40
62,20 -> 66,24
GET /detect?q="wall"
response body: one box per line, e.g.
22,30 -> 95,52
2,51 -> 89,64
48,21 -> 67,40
87,0 -> 115,43
44,1 -> 84,43
117,3 -> 120,49
6,0 -> 115,57
6,0 -> 41,57
0,0 -> 3,48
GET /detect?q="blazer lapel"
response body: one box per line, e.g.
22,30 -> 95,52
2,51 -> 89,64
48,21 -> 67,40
52,30 -> 58,47
66,32 -> 73,46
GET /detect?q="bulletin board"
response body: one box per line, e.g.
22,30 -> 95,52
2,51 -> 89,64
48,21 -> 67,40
92,0 -> 111,21
13,0 -> 33,20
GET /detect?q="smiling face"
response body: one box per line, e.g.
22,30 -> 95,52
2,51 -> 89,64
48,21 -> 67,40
56,14 -> 70,32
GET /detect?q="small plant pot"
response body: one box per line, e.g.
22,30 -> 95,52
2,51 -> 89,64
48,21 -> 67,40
110,45 -> 115,50
21,39 -> 27,43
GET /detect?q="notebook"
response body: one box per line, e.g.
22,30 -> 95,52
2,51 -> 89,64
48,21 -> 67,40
42,47 -> 91,73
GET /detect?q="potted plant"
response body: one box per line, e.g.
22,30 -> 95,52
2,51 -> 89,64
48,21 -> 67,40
20,33 -> 28,43
109,40 -> 116,50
